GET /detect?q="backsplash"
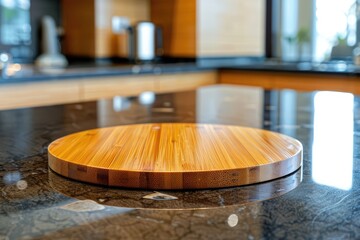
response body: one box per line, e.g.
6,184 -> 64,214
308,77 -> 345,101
0,0 -> 60,62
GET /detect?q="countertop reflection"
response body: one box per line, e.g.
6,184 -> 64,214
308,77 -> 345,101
1,85 -> 360,239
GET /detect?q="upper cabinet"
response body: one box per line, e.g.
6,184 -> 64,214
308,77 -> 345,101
61,0 -> 265,59
61,0 -> 96,57
61,0 -> 150,58
151,0 -> 197,57
151,0 -> 265,58
197,0 -> 265,57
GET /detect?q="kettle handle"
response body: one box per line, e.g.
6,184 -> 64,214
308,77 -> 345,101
156,26 -> 164,56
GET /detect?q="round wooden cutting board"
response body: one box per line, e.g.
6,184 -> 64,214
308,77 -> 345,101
48,123 -> 303,190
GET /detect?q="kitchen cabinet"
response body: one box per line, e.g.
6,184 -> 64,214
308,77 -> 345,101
61,0 -> 265,58
151,0 -> 265,58
150,0 -> 196,57
0,71 -> 216,110
81,71 -> 217,101
197,0 -> 265,57
80,75 -> 157,101
155,71 -> 217,93
61,0 -> 150,58
0,80 -> 82,110
219,70 -> 360,94
61,0 -> 96,58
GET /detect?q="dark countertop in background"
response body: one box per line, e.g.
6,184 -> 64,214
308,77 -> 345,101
0,62 -> 215,84
1,85 -> 359,239
2,58 -> 360,85
221,59 -> 360,76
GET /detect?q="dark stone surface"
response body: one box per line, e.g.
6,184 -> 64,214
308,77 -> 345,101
2,58 -> 360,84
0,86 -> 360,239
0,62 -> 215,84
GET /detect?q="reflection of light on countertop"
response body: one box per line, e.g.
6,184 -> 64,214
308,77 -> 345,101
113,96 -> 131,112
36,66 -> 66,75
297,62 -> 313,70
3,171 -> 28,190
59,200 -> 105,212
1,63 -> 36,79
6,63 -> 22,76
312,92 -> 353,190
139,91 -> 156,105
0,53 -> 9,62
3,171 -> 21,185
227,214 -> 239,227
16,180 -> 28,190
196,85 -> 263,127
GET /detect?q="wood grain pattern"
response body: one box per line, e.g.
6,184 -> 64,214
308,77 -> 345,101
0,71 -> 216,110
81,75 -> 157,101
62,0 -> 150,58
81,71 -> 216,101
150,0 -> 265,57
95,0 -> 150,58
197,0 -> 265,57
151,0 -> 197,57
155,71 -> 217,93
61,0 -> 96,57
48,123 -> 303,189
219,70 -> 360,93
0,81 -> 82,110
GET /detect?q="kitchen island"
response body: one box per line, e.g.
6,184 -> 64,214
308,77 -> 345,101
0,85 -> 359,239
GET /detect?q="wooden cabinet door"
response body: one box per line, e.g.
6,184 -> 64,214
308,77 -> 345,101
151,0 -> 197,57
151,0 -> 265,58
197,0 -> 265,57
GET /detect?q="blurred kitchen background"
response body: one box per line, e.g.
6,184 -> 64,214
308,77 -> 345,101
1,0 -> 359,64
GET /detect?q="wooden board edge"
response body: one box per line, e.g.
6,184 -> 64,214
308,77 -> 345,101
48,148 -> 302,190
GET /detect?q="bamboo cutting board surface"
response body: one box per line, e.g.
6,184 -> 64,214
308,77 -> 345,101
48,123 -> 303,189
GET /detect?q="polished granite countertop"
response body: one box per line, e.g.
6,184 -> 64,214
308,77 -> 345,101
1,85 -> 360,239
0,61 -> 215,84
2,58 -> 360,84
221,59 -> 360,76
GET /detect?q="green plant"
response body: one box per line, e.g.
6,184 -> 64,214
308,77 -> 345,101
296,28 -> 310,44
335,34 -> 347,46
284,28 -> 310,45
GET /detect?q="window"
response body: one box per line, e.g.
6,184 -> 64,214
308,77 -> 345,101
272,0 -> 357,62
315,0 -> 356,61
0,0 -> 31,45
